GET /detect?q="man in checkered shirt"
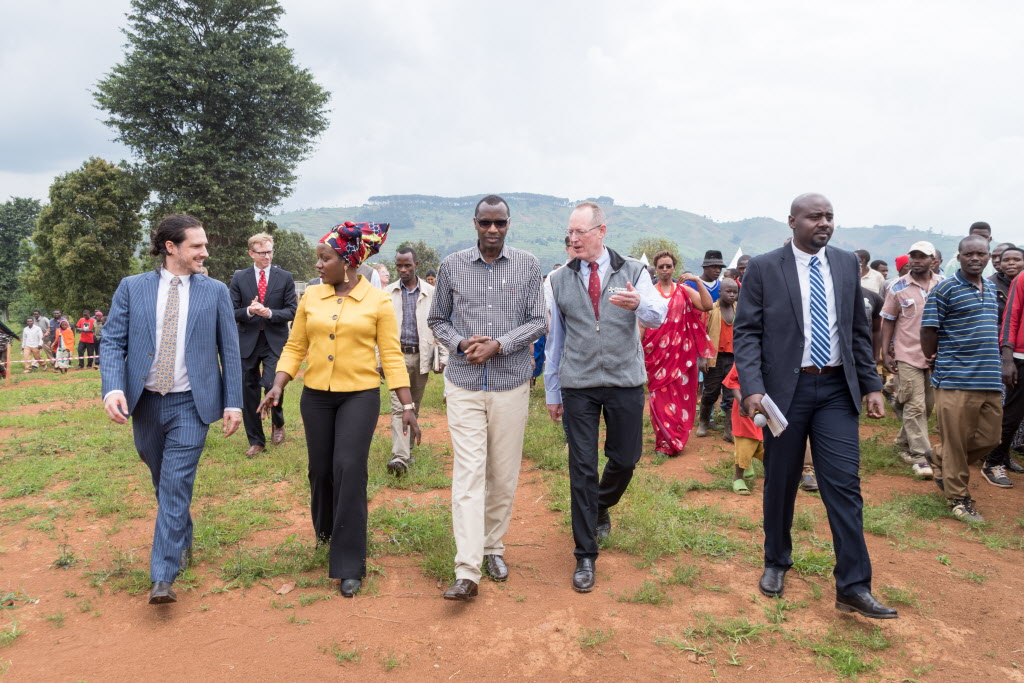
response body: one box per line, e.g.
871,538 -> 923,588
428,194 -> 546,601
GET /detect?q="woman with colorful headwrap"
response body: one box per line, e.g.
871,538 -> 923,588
259,222 -> 420,598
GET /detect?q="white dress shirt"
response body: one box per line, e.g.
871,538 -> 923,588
247,265 -> 273,320
21,325 -> 44,348
791,242 -> 841,367
145,269 -> 193,393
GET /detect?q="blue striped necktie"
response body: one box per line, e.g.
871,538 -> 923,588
808,255 -> 830,369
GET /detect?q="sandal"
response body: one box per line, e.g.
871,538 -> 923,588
743,467 -> 755,482
732,478 -> 751,495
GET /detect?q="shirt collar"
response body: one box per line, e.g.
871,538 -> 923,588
471,243 -> 510,263
790,241 -> 827,267
401,279 -> 420,294
254,265 -> 269,276
955,269 -> 989,292
160,268 -> 191,285
582,247 -> 610,270
319,273 -> 372,301
898,270 -> 940,288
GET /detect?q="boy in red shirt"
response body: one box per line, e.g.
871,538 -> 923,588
75,309 -> 96,369
723,363 -> 763,495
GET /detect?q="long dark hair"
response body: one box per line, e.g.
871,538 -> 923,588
150,214 -> 202,258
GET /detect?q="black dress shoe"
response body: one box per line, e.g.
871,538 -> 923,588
443,579 -> 478,601
149,581 -> 177,605
484,554 -> 508,581
758,567 -> 786,598
595,508 -> 611,541
835,591 -> 898,619
572,558 -> 595,593
1006,458 -> 1024,474
340,579 -> 361,598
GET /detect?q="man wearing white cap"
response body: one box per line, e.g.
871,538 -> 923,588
880,242 -> 943,477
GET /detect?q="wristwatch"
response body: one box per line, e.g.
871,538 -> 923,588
402,403 -> 415,411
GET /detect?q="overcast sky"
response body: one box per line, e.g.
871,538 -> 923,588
2,1 -> 1022,242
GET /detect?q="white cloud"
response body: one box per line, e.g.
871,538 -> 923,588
3,1 -> 1023,243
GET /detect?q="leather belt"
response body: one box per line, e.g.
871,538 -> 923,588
401,345 -> 419,354
801,365 -> 841,375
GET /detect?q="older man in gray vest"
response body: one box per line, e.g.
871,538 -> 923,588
545,201 -> 668,593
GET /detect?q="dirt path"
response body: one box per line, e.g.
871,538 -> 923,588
2,396 -> 1023,681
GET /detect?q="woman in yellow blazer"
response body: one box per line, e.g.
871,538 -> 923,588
259,222 -> 420,598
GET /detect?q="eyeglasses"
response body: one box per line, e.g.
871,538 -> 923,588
251,250 -> 273,256
565,225 -> 604,238
656,264 -> 674,269
475,219 -> 509,228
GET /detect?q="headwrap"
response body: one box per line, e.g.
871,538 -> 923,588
894,254 -> 909,273
319,222 -> 390,269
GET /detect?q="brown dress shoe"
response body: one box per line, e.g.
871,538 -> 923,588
245,444 -> 265,458
271,426 -> 285,445
443,579 -> 478,601
484,554 -> 508,581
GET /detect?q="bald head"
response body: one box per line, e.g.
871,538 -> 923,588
790,193 -> 830,217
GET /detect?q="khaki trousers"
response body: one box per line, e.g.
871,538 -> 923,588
934,389 -> 1002,501
389,352 -> 431,463
895,362 -> 934,458
445,378 -> 530,582
22,347 -> 41,369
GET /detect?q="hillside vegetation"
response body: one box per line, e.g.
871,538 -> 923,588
273,194 -> 960,272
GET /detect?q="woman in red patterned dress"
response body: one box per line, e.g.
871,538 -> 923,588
643,251 -> 714,456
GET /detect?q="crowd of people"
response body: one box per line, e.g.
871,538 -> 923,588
9,192 -> 999,622
0,308 -> 105,379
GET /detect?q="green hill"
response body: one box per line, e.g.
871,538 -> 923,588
272,194 -> 960,272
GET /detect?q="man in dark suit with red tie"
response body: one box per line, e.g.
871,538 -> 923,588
734,193 -> 897,619
229,232 -> 297,457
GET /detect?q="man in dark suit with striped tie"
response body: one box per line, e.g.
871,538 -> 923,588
101,214 -> 243,605
229,233 -> 297,457
734,193 -> 897,619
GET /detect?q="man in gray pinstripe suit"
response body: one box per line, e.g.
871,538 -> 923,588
101,214 -> 243,605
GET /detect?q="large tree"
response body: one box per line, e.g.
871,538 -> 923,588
271,228 -> 316,281
0,197 -> 42,320
24,158 -> 146,315
94,0 -> 331,281
393,240 -> 441,277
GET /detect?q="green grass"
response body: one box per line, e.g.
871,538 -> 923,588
790,544 -> 834,577
683,613 -> 771,645
43,611 -> 65,628
0,620 -> 24,648
0,590 -> 35,611
800,625 -> 892,679
762,598 -> 806,624
320,642 -> 361,664
661,563 -> 701,587
578,628 -> 614,648
219,536 -> 328,588
368,498 -> 456,582
879,585 -> 919,607
379,650 -> 404,671
618,580 -> 669,605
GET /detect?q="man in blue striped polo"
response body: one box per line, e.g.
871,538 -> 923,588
920,235 -> 1002,523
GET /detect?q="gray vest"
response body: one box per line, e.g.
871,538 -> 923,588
550,248 -> 648,389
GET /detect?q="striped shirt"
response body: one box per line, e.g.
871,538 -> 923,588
921,270 -> 1001,391
399,281 -> 419,347
428,244 -> 546,391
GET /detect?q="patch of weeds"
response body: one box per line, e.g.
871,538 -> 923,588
63,591 -> 77,598
791,545 -> 834,576
808,581 -> 823,601
800,625 -> 891,679
793,509 -> 817,532
43,612 -> 65,628
684,613 -> 770,645
763,598 -> 806,625
864,493 -> 951,544
368,499 -> 456,582
77,599 -> 92,613
859,435 -> 905,474
298,592 -> 333,607
368,439 -> 452,496
379,649 -> 404,671
0,590 -> 35,610
578,628 -> 614,648
937,554 -> 951,566
288,613 -> 311,625
219,536 -> 328,588
295,576 -> 331,589
879,585 -> 919,607
320,642 -> 361,664
953,569 -> 987,584
618,580 -> 669,605
0,620 -> 25,648
193,496 -> 285,555
662,563 -> 701,587
84,549 -> 151,594
51,542 -> 77,569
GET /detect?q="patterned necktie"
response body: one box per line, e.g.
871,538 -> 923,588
153,276 -> 181,394
257,269 -> 267,304
808,256 -> 830,369
588,261 -> 601,320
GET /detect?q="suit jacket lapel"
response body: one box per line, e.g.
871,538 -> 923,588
779,248 -> 803,330
143,270 -> 160,347
826,246 -> 844,322
186,275 -> 206,346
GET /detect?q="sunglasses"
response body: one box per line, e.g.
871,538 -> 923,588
476,219 -> 509,228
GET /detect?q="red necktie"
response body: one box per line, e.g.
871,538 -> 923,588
257,269 -> 267,304
588,261 -> 601,319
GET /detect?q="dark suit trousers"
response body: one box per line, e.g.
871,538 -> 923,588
563,385 -> 645,560
300,387 -> 379,579
701,352 -> 734,412
242,330 -> 284,446
132,390 -> 209,583
762,371 -> 872,596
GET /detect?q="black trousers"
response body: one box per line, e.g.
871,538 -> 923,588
301,387 -> 379,579
77,341 -> 95,368
242,331 -> 285,446
701,352 -> 735,412
562,385 -> 645,560
763,371 -> 871,596
986,358 -> 1024,466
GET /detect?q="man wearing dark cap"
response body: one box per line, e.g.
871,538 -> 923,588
685,250 -> 725,302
